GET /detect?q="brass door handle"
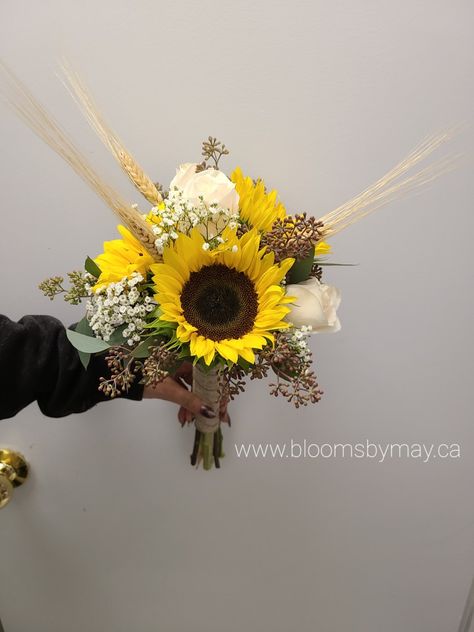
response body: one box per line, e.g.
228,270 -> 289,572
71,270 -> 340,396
0,449 -> 29,509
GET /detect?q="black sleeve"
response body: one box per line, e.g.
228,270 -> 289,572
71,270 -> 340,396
0,314 -> 143,420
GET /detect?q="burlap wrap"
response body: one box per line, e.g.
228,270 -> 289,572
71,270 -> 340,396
192,364 -> 220,433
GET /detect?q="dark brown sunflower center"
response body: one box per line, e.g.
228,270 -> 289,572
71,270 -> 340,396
180,264 -> 258,341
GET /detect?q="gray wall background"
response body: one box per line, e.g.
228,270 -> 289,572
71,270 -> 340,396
0,1 -> 473,631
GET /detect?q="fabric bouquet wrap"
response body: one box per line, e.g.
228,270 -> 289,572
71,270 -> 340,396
1,61 -> 453,469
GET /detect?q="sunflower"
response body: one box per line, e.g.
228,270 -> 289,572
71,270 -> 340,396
315,241 -> 331,255
231,167 -> 286,232
151,228 -> 294,365
93,225 -> 155,290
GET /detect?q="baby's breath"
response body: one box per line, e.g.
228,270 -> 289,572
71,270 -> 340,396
85,273 -> 155,343
147,190 -> 239,254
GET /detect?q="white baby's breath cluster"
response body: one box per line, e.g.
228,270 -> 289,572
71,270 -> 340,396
85,273 -> 155,345
288,326 -> 313,361
147,189 -> 239,254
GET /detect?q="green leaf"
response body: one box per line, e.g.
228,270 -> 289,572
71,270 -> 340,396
287,247 -> 314,284
66,328 -> 111,353
177,344 -> 191,360
315,261 -> 357,267
84,256 -> 101,279
74,317 -> 94,336
144,318 -> 162,329
148,306 -> 163,319
73,319 -> 93,368
108,324 -> 128,346
77,350 -> 91,370
132,336 -> 161,358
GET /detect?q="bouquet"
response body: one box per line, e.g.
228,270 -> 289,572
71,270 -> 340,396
1,62 -> 453,469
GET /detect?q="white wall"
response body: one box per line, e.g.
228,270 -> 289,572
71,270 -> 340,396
1,2 -> 473,631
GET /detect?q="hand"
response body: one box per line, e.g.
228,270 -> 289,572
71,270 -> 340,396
143,361 -> 230,426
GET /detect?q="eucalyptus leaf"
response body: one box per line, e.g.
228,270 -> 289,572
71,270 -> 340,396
74,317 -> 94,337
66,328 -> 111,353
72,319 -> 93,368
84,256 -> 101,279
77,350 -> 91,370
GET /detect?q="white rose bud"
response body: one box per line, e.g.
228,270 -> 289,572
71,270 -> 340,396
286,278 -> 341,333
169,163 -> 239,212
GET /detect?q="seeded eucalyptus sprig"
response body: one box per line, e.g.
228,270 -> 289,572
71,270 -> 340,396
310,262 -> 323,281
219,331 -> 323,408
197,136 -> 230,171
251,332 -> 322,407
153,181 -> 167,199
219,364 -> 247,402
261,213 -> 324,263
98,347 -> 140,398
39,271 -> 91,305
142,342 -> 179,387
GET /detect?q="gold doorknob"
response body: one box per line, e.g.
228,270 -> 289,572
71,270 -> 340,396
0,449 -> 29,509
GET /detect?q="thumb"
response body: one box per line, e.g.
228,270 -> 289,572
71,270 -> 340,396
143,377 -> 216,419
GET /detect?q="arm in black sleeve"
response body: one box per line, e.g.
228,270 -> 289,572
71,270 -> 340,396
0,314 -> 143,420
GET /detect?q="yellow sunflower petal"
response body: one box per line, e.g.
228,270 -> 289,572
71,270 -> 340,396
215,341 -> 239,363
238,346 -> 255,363
315,241 -> 331,255
231,167 -> 286,232
203,348 -> 216,365
93,225 -> 155,290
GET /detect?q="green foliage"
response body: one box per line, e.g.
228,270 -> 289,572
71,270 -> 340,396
315,261 -> 357,267
74,318 -> 95,368
66,328 -> 111,354
287,247 -> 314,284
132,336 -> 162,359
107,324 -> 129,346
84,256 -> 101,279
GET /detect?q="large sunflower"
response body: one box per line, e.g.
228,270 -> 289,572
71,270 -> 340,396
151,228 -> 294,365
93,225 -> 155,290
231,167 -> 286,232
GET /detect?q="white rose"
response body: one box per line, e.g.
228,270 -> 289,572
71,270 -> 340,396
286,278 -> 341,333
169,163 -> 239,212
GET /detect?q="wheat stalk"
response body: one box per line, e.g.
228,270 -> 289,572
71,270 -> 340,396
0,60 -> 160,258
60,60 -> 163,206
318,130 -> 457,237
